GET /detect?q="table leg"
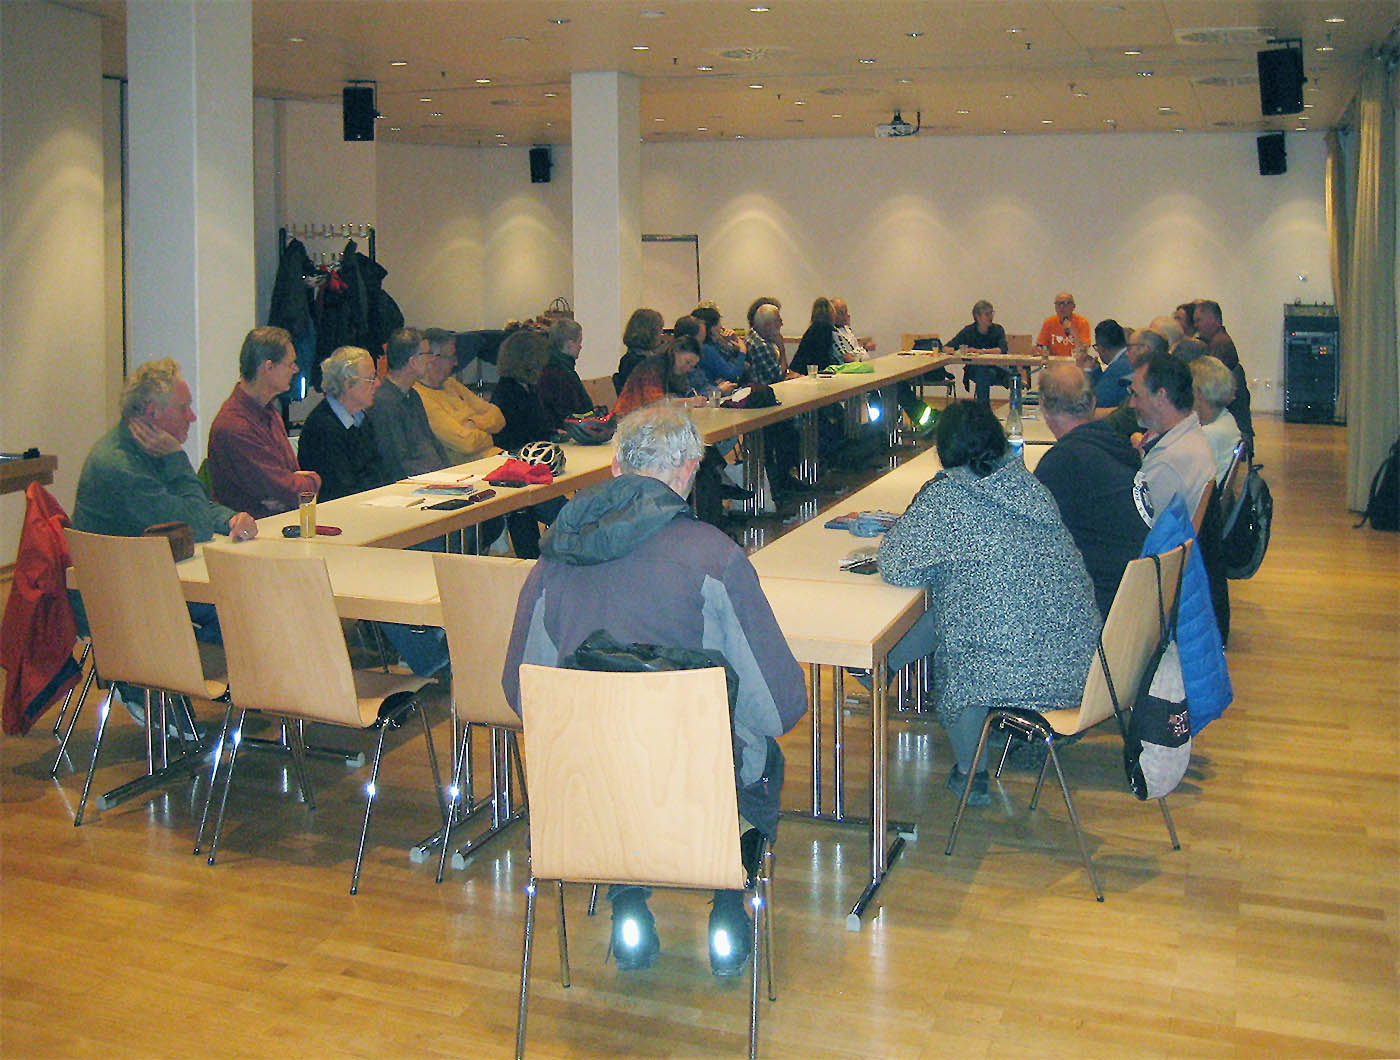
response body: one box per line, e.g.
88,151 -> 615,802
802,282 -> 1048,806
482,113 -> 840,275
808,663 -> 822,816
741,430 -> 767,514
833,668 -> 845,820
799,411 -> 818,484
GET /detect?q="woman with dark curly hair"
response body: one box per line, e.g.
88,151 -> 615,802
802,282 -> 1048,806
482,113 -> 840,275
611,335 -> 705,418
877,400 -> 1098,805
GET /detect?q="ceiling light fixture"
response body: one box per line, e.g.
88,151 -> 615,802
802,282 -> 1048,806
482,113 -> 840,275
1123,48 -> 1142,55
697,126 -> 708,131
955,108 -> 970,115
748,83 -> 764,89
907,31 -> 923,38
390,60 -> 408,67
831,113 -> 843,118
697,65 -> 714,71
859,58 -> 876,64
1323,16 -> 1345,23
429,112 -> 442,117
748,5 -> 770,12
794,100 -> 806,105
420,97 -> 432,102
544,91 -> 559,98
389,126 -> 401,131
287,36 -> 305,43
1314,44 -> 1334,52
1137,70 -> 1154,77
475,78 -> 492,84
547,17 -> 569,25
632,45 -> 649,51
1173,127 -> 1185,133
1040,119 -> 1053,124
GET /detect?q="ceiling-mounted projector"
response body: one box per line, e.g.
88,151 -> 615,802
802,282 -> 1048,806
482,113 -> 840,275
875,109 -> 920,138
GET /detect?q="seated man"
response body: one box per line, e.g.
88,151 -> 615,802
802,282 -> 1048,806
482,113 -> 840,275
367,326 -> 450,480
1036,291 -> 1091,358
208,326 -> 321,516
72,358 -> 258,726
1129,350 -> 1217,520
297,345 -> 387,501
415,327 -> 505,464
1034,362 -> 1149,619
502,404 -> 805,975
1075,318 -> 1132,409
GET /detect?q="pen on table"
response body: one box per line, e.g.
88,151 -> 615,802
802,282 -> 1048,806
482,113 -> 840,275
407,498 -> 424,508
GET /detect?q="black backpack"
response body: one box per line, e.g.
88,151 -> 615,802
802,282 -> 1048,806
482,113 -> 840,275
1357,439 -> 1400,532
1221,464 -> 1274,579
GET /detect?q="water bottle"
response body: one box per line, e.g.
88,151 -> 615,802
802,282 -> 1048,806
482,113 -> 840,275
1007,373 -> 1024,461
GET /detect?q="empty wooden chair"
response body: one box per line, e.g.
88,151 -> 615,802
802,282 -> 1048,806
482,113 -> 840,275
416,552 -> 534,881
198,547 -> 447,894
63,530 -> 228,824
945,543 -> 1190,900
515,663 -> 776,1060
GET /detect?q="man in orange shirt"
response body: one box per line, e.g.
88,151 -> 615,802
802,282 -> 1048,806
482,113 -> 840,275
1036,292 -> 1091,357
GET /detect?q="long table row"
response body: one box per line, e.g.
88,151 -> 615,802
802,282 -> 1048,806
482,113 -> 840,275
167,354 -> 1053,925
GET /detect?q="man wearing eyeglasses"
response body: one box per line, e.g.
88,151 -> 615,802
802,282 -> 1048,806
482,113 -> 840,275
297,344 -> 387,501
414,328 -> 505,464
1036,291 -> 1091,358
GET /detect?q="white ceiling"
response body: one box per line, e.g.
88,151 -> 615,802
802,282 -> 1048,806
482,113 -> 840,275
81,0 -> 1400,146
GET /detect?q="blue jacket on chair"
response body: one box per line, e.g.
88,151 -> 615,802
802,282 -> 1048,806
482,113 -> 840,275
1142,496 -> 1232,733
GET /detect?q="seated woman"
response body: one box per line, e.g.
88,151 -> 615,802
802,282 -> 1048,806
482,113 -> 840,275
789,296 -> 840,375
492,328 -> 566,558
297,346 -> 389,500
1190,355 -> 1241,483
612,307 -> 664,397
947,299 -> 1010,404
538,318 -> 596,432
877,401 -> 1099,804
612,335 -> 706,418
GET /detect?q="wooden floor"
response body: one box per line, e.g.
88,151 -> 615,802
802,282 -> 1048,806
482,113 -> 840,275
2,415 -> 1396,1060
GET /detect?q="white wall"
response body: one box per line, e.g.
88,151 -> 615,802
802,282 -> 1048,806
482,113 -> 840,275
641,131 -> 1332,408
0,2 -> 106,560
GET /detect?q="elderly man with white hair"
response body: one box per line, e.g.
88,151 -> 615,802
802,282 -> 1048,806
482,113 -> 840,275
502,404 -> 805,978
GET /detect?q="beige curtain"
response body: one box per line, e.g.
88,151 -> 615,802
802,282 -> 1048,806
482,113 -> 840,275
1325,129 -> 1350,420
1343,54 -> 1399,512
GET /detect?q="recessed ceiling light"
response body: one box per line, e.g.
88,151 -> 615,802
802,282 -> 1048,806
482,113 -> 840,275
420,97 -> 433,102
1040,119 -> 1053,124
955,108 -> 970,115
1157,106 -> 1175,113
430,112 -> 443,117
1314,44 -> 1334,52
1324,16 -> 1345,23
859,58 -> 876,64
544,91 -> 559,98
1304,102 -> 1314,109
495,142 -> 510,147
1137,70 -> 1154,77
1295,125 -> 1307,131
1123,48 -> 1142,56
748,83 -> 764,89
494,133 -> 506,138
697,126 -> 708,131
735,134 -> 745,139
389,126 -> 401,132
897,78 -> 912,85
1006,26 -> 1023,34
1000,129 -> 1010,134
1173,127 -> 1185,133
749,5 -> 770,12
1103,118 -> 1116,124
794,100 -> 806,105
907,31 -> 923,38
653,117 -> 665,122
547,17 -> 569,25
632,45 -> 649,51
287,36 -> 305,43
389,59 -> 408,67
1002,93 -> 1015,100
475,78 -> 492,84
831,113 -> 843,119
697,65 -> 714,72
1074,90 -> 1089,98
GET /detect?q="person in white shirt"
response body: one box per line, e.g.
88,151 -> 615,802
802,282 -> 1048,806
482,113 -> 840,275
1190,355 -> 1242,483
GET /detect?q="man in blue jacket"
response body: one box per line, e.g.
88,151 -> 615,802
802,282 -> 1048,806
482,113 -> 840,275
503,404 -> 806,977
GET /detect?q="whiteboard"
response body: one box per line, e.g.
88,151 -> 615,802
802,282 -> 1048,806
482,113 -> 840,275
641,234 -> 701,327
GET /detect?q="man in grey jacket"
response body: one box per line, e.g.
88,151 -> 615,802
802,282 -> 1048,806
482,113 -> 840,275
503,404 -> 805,976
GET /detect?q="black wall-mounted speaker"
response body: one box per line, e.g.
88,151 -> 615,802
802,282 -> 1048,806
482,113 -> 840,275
529,146 -> 552,184
1257,132 -> 1287,176
1257,48 -> 1304,115
343,86 -> 376,142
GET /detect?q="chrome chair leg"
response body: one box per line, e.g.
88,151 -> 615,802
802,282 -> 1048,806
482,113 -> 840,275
194,701 -> 236,854
419,700 -> 448,829
555,880 -> 570,988
1159,796 -> 1181,849
1028,739 -> 1054,809
350,706 -> 398,895
587,884 -> 598,916
51,659 -> 98,777
761,843 -> 777,1002
207,709 -> 249,866
73,688 -> 115,826
51,640 -> 92,737
749,884 -> 762,1060
1045,739 -> 1103,901
944,713 -> 996,854
436,724 -> 472,884
516,875 -> 538,1060
287,717 -> 317,810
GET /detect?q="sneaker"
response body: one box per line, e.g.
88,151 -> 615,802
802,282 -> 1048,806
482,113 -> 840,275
609,890 -> 660,971
947,765 -> 991,807
708,890 -> 752,978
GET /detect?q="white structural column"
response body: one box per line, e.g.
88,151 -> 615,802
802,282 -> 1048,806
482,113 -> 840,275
126,1 -> 255,456
570,72 -> 642,382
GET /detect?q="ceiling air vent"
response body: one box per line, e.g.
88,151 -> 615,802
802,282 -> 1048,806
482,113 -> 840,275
1193,73 -> 1259,88
715,45 -> 795,62
1175,26 -> 1277,47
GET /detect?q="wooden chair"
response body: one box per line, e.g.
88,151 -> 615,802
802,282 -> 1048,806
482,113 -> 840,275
417,553 -> 534,881
515,664 -> 775,1060
1191,479 -> 1215,534
945,543 -> 1191,900
899,332 -> 955,400
63,530 -> 229,825
197,547 -> 447,894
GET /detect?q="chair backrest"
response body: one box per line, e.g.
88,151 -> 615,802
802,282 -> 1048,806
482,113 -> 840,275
518,663 -> 746,891
900,332 -> 941,352
204,547 -> 362,726
1191,478 -> 1215,534
1218,440 -> 1250,532
431,553 -> 534,728
1072,543 -> 1190,732
65,529 -> 209,698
